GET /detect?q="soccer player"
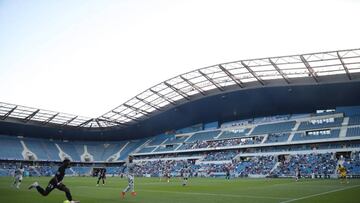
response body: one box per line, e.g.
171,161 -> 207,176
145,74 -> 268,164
28,159 -> 79,203
13,164 -> 24,189
295,166 -> 301,182
225,165 -> 231,180
121,156 -> 139,199
182,165 -> 190,186
96,168 -> 107,186
337,164 -> 349,184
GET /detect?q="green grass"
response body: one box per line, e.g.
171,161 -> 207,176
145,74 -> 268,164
1,176 -> 360,203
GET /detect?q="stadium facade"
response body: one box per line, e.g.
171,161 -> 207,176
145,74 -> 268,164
1,48 -> 360,178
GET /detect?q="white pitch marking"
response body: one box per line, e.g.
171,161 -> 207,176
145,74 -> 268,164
279,185 -> 360,203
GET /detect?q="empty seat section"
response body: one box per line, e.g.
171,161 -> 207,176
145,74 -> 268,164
137,146 -> 157,153
84,142 -> 104,161
147,134 -> 169,146
163,136 -> 188,144
23,138 -> 60,161
251,121 -> 296,135
118,139 -> 146,160
218,128 -> 250,139
348,116 -> 360,126
56,142 -> 82,161
292,129 -> 340,141
297,117 -> 343,131
265,133 -> 290,143
154,144 -> 179,152
346,127 -> 360,137
101,142 -> 126,160
0,135 -> 23,160
186,130 -> 221,142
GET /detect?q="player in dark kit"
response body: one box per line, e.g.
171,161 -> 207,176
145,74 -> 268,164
96,168 -> 107,186
28,159 -> 79,203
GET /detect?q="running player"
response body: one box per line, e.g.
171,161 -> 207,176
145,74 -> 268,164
182,165 -> 190,186
96,168 -> 107,186
121,156 -> 139,199
295,166 -> 301,182
225,165 -> 231,180
13,164 -> 24,189
337,164 -> 349,184
28,159 -> 79,203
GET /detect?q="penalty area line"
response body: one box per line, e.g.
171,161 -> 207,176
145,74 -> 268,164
279,184 -> 360,203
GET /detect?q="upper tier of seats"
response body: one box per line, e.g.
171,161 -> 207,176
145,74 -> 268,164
251,121 -> 296,135
346,127 -> 360,137
218,128 -> 250,139
186,130 -> 221,142
0,135 -> 143,162
297,117 -> 343,131
0,135 -> 23,160
292,129 -> 340,141
265,133 -> 290,143
348,116 -> 360,126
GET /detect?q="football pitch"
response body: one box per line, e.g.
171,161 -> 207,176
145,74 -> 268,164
1,176 -> 360,203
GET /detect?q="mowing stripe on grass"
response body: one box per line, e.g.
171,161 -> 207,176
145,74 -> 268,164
77,185 -> 290,200
137,189 -> 290,200
279,185 -> 360,203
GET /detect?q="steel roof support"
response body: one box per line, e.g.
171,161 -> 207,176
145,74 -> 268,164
123,104 -> 150,116
337,51 -> 352,80
179,75 -> 206,96
98,117 -> 129,127
300,55 -> 319,83
241,61 -> 265,85
23,109 -> 40,123
198,70 -> 224,91
164,82 -> 191,100
112,110 -> 140,121
135,96 -> 162,111
1,106 -> 17,120
268,59 -> 290,84
150,89 -> 177,105
78,118 -> 93,127
43,113 -> 59,125
63,116 -> 77,125
218,64 -> 244,88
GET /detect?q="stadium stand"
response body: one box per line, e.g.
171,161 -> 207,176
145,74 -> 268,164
297,117 -> 343,131
346,127 -> 360,137
0,135 -> 24,160
185,130 -> 221,142
218,128 -> 250,139
292,129 -> 340,141
251,121 -> 296,135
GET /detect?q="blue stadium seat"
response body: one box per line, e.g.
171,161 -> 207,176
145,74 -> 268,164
186,130 -> 221,142
0,135 -> 24,160
297,117 -> 343,131
251,121 -> 296,135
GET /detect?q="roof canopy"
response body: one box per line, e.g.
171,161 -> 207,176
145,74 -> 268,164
1,48 -> 360,128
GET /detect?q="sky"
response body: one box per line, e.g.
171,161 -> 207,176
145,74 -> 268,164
1,0 -> 360,118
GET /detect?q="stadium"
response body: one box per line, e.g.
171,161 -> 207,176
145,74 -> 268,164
1,1 -> 360,203
1,47 -> 360,203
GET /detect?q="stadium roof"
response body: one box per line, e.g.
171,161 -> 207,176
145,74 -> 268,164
1,48 -> 360,129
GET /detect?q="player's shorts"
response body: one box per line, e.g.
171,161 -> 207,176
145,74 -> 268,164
15,175 -> 23,181
340,172 -> 346,178
127,175 -> 134,184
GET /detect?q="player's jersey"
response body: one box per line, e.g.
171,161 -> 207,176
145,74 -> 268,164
182,168 -> 190,178
99,169 -> 106,177
53,165 -> 66,183
15,168 -> 24,176
124,162 -> 137,176
338,166 -> 346,173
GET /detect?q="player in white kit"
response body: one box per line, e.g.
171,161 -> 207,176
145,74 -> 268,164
121,156 -> 139,199
13,165 -> 24,189
182,166 -> 190,186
